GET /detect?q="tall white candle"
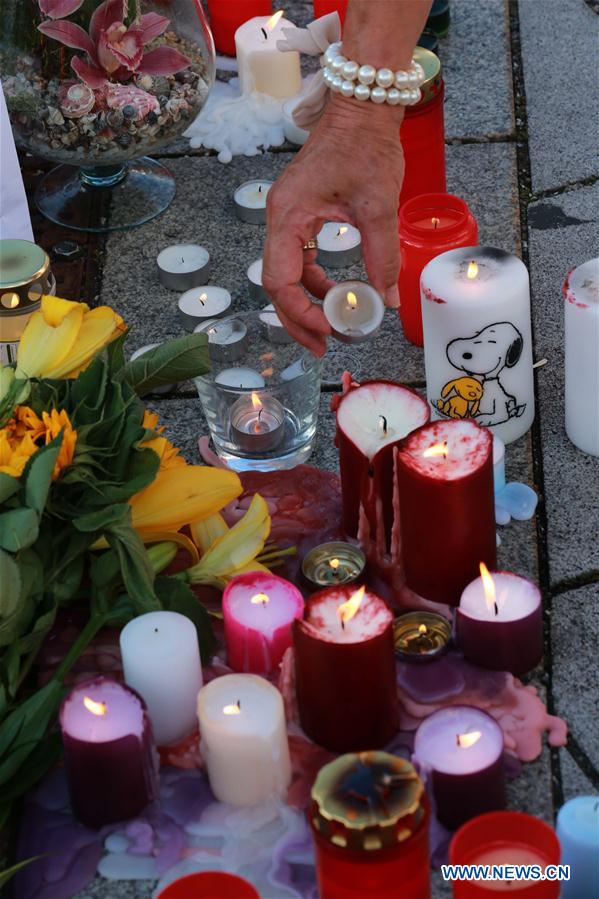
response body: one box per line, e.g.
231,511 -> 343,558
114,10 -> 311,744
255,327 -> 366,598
197,674 -> 291,806
421,247 -> 535,444
564,257 -> 599,456
119,611 -> 203,746
235,13 -> 301,100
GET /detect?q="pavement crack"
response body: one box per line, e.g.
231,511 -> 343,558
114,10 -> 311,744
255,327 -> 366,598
565,737 -> 599,791
551,570 -> 599,596
530,174 -> 599,203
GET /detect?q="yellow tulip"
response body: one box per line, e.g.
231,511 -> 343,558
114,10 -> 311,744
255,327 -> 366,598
16,296 -> 125,380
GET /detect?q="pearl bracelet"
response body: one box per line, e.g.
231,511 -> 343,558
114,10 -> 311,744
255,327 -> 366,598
322,41 -> 425,105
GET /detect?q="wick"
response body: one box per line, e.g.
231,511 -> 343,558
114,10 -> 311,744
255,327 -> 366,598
494,602 -> 499,616
340,618 -> 345,631
181,257 -> 184,264
258,408 -> 263,421
236,700 -> 241,711
258,185 -> 263,193
154,628 -> 159,633
261,27 -> 267,39
432,217 -> 440,229
336,228 -> 342,237
455,734 -> 460,746
379,415 -> 388,435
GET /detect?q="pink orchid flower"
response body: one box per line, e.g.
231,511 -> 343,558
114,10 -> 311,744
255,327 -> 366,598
37,0 -> 83,19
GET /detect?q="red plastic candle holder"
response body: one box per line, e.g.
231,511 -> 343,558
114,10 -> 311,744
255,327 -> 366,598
157,871 -> 260,899
400,48 -> 446,205
313,0 -> 347,26
207,0 -> 272,56
399,193 -> 478,346
449,811 -> 561,897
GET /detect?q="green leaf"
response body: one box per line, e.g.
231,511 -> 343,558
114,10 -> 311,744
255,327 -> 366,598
24,437 -> 61,516
104,593 -> 135,627
124,334 -> 210,394
0,550 -> 21,617
0,679 -> 63,786
0,473 -> 20,505
73,503 -> 130,533
155,575 -> 217,661
0,508 -> 38,551
105,327 -> 128,376
0,855 -> 45,889
106,518 -> 160,613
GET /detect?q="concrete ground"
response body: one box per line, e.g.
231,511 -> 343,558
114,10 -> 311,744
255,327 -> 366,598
46,1 -> 596,896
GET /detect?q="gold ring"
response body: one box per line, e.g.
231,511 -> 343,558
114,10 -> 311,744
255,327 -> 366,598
303,239 -> 318,251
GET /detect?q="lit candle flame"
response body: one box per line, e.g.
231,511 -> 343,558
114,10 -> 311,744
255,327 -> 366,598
467,261 -> 478,280
9,295 -> 20,309
337,226 -> 349,238
337,585 -> 365,626
83,696 -> 107,717
198,292 -> 207,305
418,624 -> 427,635
251,592 -> 269,605
479,562 -> 498,614
330,558 -> 340,571
431,217 -> 440,229
251,392 -> 263,412
423,441 -> 448,458
346,291 -> 358,309
266,9 -> 284,30
457,731 -> 482,749
223,701 -> 241,715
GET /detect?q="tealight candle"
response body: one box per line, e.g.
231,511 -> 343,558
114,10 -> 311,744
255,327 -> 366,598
215,367 -> 265,389
456,565 -> 543,676
247,258 -> 270,304
301,541 -> 366,588
396,419 -> 496,605
412,705 -> 505,831
233,179 -> 273,224
293,585 -> 399,751
235,12 -> 302,99
230,390 -> 285,452
260,303 -> 293,343
282,94 -> 309,146
195,317 -> 248,363
421,246 -> 535,444
119,611 -> 203,746
564,257 -> 599,456
60,677 -> 159,828
316,222 -> 362,268
556,796 -> 599,898
197,673 -> 291,806
222,571 -> 304,674
393,611 -> 452,663
129,343 -> 174,395
177,286 -> 231,331
157,244 -> 210,291
323,281 -> 385,344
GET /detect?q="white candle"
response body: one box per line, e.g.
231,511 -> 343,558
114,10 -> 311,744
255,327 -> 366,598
157,244 -> 209,291
194,317 -> 248,363
323,281 -> 385,344
197,673 -> 291,806
177,286 -> 231,331
492,434 -> 506,493
282,95 -> 309,146
260,303 -> 293,344
564,257 -> 599,456
235,12 -> 301,100
215,367 -> 265,389
557,796 -> 599,899
233,179 -> 273,224
317,222 -> 362,268
421,246 -> 535,444
247,258 -> 270,304
119,611 -> 203,746
130,343 -> 174,396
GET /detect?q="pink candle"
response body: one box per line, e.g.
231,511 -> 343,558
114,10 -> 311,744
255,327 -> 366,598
222,571 -> 304,675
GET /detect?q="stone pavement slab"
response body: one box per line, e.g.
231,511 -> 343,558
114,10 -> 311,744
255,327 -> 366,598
558,746 -> 599,802
519,0 -> 599,194
527,182 -> 599,587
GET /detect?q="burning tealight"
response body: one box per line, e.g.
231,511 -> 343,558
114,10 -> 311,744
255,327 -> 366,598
456,564 -> 543,676
157,244 -> 210,291
197,673 -> 291,806
393,611 -> 452,663
301,541 -> 366,588
177,286 -> 232,331
233,179 -> 273,224
323,281 -> 385,343
194,317 -> 248,363
260,303 -> 294,344
214,367 -> 265,389
235,11 -> 301,99
412,705 -> 506,831
316,223 -> 362,268
230,390 -> 285,453
247,258 -> 270,304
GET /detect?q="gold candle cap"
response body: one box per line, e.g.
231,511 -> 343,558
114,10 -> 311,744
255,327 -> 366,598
0,239 -> 51,316
301,541 -> 366,588
310,752 -> 425,852
394,611 -> 452,662
412,47 -> 442,106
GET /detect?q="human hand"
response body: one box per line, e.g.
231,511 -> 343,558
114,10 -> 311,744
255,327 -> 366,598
262,95 -> 405,355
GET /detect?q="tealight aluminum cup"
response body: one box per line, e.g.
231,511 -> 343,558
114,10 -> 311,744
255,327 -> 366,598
260,304 -> 294,345
177,287 -> 232,332
301,541 -> 366,589
393,611 -> 452,663
233,180 -> 273,224
230,394 -> 285,454
194,318 -> 248,364
323,281 -> 385,345
317,243 -> 363,269
157,249 -> 210,292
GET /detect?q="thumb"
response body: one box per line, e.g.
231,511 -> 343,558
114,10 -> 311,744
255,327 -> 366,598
358,209 -> 400,309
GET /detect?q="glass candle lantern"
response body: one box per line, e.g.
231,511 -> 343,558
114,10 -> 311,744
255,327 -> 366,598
0,239 -> 54,364
400,47 -> 445,206
310,752 -> 431,899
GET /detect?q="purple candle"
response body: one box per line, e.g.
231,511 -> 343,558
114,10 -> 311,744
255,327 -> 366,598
412,705 -> 505,831
456,565 -> 543,676
60,677 -> 159,828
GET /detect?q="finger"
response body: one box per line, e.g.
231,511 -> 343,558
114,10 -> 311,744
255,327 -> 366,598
276,305 -> 328,357
357,208 -> 401,309
301,257 -> 335,300
273,284 -> 330,336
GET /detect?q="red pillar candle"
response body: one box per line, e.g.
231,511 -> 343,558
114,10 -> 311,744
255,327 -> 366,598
456,565 -> 543,676
293,586 -> 399,751
400,48 -> 446,206
396,419 -> 496,605
60,677 -> 159,828
449,811 -> 561,897
399,194 -> 478,347
336,381 -> 429,542
413,706 -> 505,832
157,872 -> 260,899
310,752 -> 431,899
207,0 -> 272,57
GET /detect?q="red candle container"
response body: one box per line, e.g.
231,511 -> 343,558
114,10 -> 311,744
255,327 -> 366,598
399,194 -> 478,346
400,48 -> 446,206
313,0 -> 347,26
310,752 -> 431,899
157,872 -> 260,899
207,0 -> 272,56
449,811 -> 561,898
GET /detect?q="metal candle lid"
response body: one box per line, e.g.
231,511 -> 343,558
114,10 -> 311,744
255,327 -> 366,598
394,611 -> 452,662
410,47 -> 442,106
301,541 -> 366,588
311,752 -> 425,851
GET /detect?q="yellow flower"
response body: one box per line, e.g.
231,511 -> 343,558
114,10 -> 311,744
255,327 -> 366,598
11,405 -> 45,440
16,295 -> 125,380
40,409 -> 77,479
141,410 -> 185,471
0,429 -> 38,477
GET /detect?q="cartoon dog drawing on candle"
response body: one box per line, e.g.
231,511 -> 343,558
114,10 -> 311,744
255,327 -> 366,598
437,322 -> 526,427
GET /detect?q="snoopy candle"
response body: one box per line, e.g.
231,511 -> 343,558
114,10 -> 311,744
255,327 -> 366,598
421,247 -> 534,444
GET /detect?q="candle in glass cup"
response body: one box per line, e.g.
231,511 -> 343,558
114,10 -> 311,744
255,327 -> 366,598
301,541 -> 366,589
398,193 -> 477,346
393,611 -> 452,663
177,286 -> 231,331
556,796 -> 599,898
157,244 -> 209,291
157,871 -> 260,899
412,705 -> 505,831
0,239 -> 52,364
316,223 -> 362,268
396,419 -> 496,606
235,12 -> 301,99
233,179 -> 273,224
323,281 -> 384,344
260,303 -> 294,343
207,0 -> 272,57
230,390 -> 285,452
563,257 -> 599,457
215,367 -> 265,389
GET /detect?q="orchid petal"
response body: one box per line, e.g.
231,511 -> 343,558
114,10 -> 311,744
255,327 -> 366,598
71,55 -> 107,88
89,0 -> 123,44
100,24 -> 144,72
138,12 -> 170,45
138,46 -> 191,76
38,0 -> 84,20
38,19 -> 94,54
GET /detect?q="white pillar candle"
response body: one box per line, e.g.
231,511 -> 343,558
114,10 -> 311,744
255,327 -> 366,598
317,223 -> 362,268
119,611 -> 203,746
492,434 -> 506,493
157,244 -> 209,291
556,796 -> 599,898
564,257 -> 599,456
421,246 -> 535,444
247,258 -> 270,304
260,303 -> 293,344
197,673 -> 291,806
233,180 -> 273,224
323,280 -> 385,344
194,317 -> 248,363
215,367 -> 265,389
177,286 -> 231,331
282,95 -> 309,146
130,344 -> 174,396
235,12 -> 301,100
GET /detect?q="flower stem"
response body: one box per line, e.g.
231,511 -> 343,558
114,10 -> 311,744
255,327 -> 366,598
54,612 -> 107,684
